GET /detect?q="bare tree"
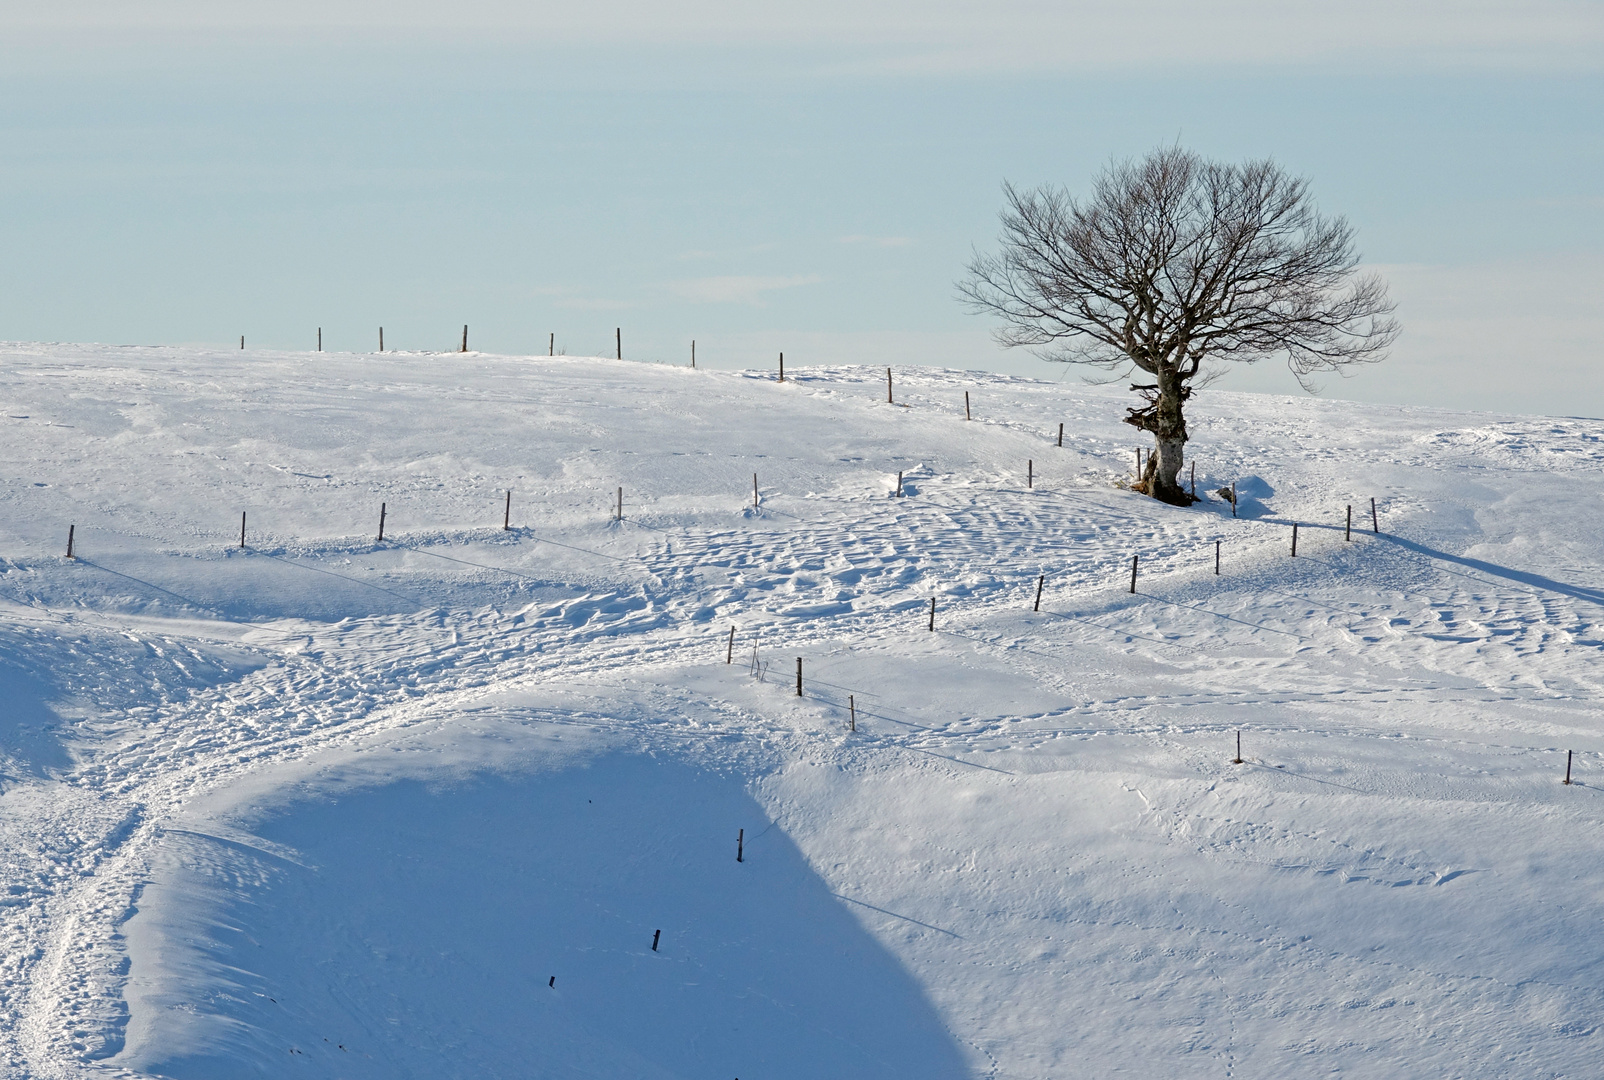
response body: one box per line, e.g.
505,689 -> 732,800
960,146 -> 1399,505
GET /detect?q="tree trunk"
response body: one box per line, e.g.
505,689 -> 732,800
1131,369 -> 1193,505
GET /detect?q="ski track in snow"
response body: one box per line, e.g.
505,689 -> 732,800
0,344 -> 1601,1077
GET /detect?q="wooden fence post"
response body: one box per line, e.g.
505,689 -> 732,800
317,327 -> 321,352
849,694 -> 856,731
1345,505 -> 1352,541
887,367 -> 893,404
753,474 -> 759,508
1034,574 -> 1044,612
378,503 -> 386,542
1028,459 -> 1033,488
240,511 -> 247,549
1129,554 -> 1138,593
66,525 -> 74,559
928,596 -> 936,631
1371,497 -> 1379,533
616,327 -> 621,360
1564,750 -> 1573,785
1057,422 -> 1064,447
796,657 -> 803,696
1233,731 -> 1243,764
379,326 -> 384,352
504,490 -> 512,530
965,391 -> 971,420
737,828 -> 744,862
727,626 -> 735,664
1215,540 -> 1220,575
461,325 -> 468,352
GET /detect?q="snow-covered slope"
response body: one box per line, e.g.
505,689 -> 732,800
1,342 -> 1601,1079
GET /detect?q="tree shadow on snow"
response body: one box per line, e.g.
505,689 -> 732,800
117,754 -> 974,1079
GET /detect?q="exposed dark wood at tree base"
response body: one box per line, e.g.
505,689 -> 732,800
962,146 -> 1398,507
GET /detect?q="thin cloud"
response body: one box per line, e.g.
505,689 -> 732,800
838,235 -> 914,248
664,274 -> 823,306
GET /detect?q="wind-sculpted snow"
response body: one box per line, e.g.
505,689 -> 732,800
0,343 -> 1601,1078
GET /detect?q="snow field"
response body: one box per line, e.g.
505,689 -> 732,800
0,343 -> 1601,1077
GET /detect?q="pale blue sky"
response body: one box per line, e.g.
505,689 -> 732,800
2,2 -> 1601,415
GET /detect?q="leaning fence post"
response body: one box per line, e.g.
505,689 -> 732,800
1371,497 -> 1379,533
1034,574 -> 1044,612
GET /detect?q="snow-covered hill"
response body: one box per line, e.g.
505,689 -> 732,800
1,342 -> 1601,1078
